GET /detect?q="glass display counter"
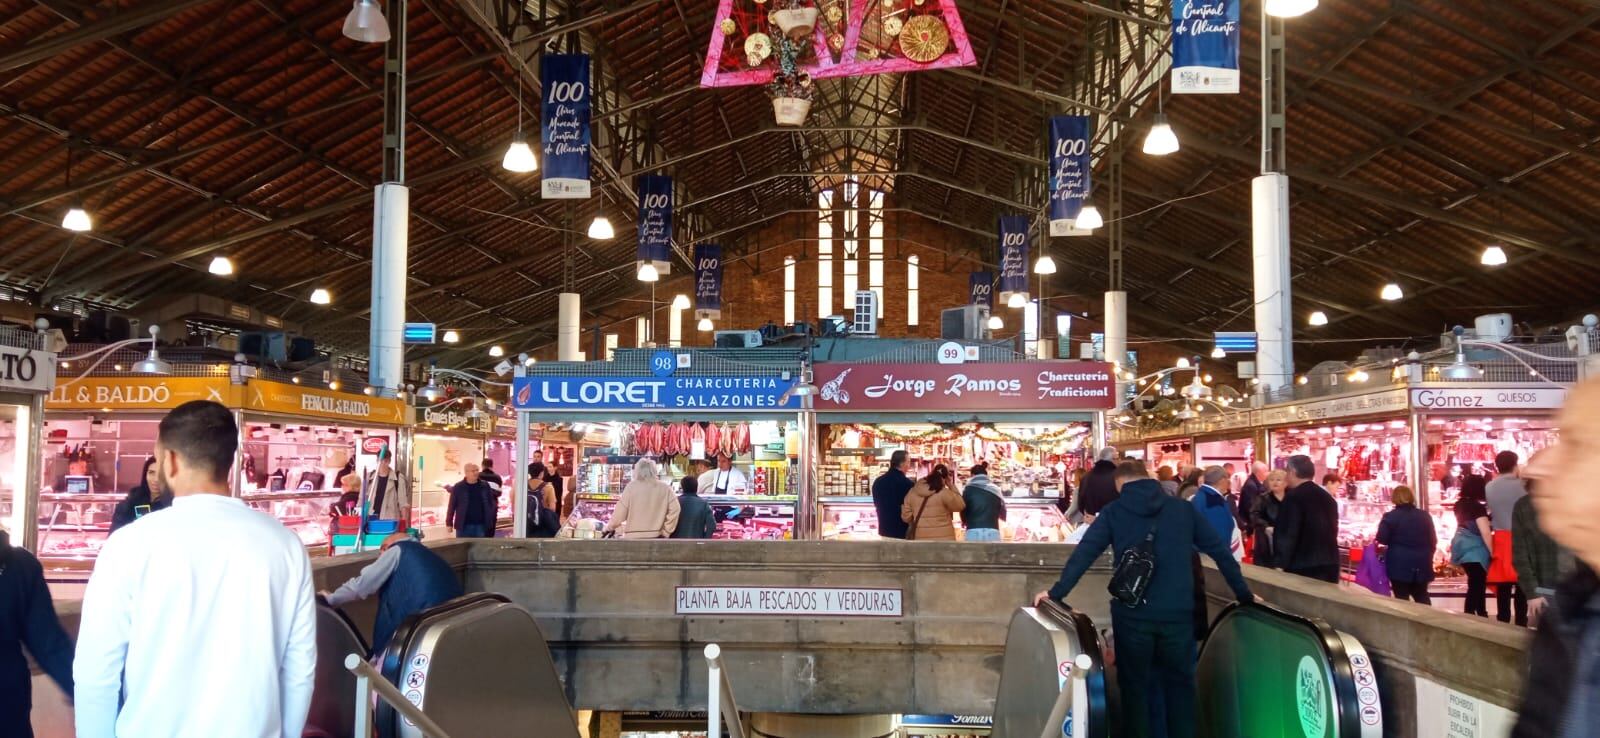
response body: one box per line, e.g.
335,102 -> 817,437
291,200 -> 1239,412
569,455 -> 796,539
818,496 -> 1069,542
241,489 -> 347,547
33,492 -> 121,560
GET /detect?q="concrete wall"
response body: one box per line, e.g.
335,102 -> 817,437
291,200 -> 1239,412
466,539 -> 1100,715
1202,564 -> 1531,738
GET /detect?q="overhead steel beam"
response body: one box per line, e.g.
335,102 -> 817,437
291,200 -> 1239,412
0,0 -> 219,74
1147,121 -> 1600,268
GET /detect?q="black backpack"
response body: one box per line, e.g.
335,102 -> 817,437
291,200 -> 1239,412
1107,499 -> 1167,608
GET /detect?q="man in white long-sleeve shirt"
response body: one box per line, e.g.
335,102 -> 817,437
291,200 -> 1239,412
74,400 -> 317,738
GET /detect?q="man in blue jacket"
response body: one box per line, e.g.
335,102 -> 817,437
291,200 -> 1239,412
1035,460 -> 1253,738
324,532 -> 464,657
872,451 -> 915,539
1192,466 -> 1238,547
0,528 -> 73,738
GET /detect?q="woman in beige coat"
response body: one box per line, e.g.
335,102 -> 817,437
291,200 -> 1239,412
901,464 -> 966,540
606,458 -> 680,539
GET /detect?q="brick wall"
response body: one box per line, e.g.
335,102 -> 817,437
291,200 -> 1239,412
578,210 -> 1240,387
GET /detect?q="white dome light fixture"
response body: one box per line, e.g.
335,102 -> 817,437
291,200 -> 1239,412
697,317 -> 714,332
1142,114 -> 1180,156
501,138 -> 538,173
442,330 -> 460,344
637,262 -> 660,282
62,204 -> 92,232
208,255 -> 235,276
1308,310 -> 1329,326
488,345 -> 505,358
342,0 -> 391,42
1380,282 -> 1404,301
1265,0 -> 1318,17
587,216 -> 615,240
1480,245 -> 1508,266
1211,346 -> 1226,360
987,314 -> 1003,330
309,288 -> 332,305
132,325 -> 173,375
1006,292 -> 1028,309
1034,254 -> 1058,275
1074,205 -> 1104,230
671,294 -> 691,310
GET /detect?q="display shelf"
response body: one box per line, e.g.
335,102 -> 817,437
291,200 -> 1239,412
819,495 -> 1068,542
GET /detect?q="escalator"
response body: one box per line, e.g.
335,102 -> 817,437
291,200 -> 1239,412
305,602 -> 369,738
992,600 -> 1382,738
991,601 -> 1110,738
1195,603 -> 1383,738
373,592 -> 584,738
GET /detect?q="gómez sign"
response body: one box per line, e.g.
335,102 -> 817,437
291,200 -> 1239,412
513,375 -> 799,410
811,362 -> 1116,411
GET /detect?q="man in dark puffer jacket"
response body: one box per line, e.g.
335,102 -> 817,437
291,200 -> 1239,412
1076,447 -> 1121,521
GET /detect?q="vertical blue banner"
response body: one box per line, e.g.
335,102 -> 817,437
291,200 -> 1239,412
969,272 -> 993,308
694,244 -> 723,319
540,54 -> 592,198
636,175 -> 673,274
997,216 -> 1030,299
1171,0 -> 1240,94
1047,115 -> 1092,236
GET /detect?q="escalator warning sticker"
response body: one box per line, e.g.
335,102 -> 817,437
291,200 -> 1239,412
407,671 -> 427,689
1059,661 -> 1072,679
411,654 -> 429,670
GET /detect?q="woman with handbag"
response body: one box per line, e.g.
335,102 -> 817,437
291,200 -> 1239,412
1452,476 -> 1494,617
901,464 -> 965,541
605,459 -> 680,540
1376,485 -> 1436,604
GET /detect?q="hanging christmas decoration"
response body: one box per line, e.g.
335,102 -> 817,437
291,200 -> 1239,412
700,0 -> 975,88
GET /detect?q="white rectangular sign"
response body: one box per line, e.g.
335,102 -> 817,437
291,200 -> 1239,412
1410,387 -> 1567,411
675,587 -> 903,617
1256,388 -> 1409,426
1413,678 -> 1515,738
0,344 -> 56,393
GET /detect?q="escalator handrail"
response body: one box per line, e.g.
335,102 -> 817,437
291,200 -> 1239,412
376,592 -> 514,738
1030,601 -> 1110,738
320,599 -> 372,656
1202,602 -> 1364,738
378,592 -> 513,684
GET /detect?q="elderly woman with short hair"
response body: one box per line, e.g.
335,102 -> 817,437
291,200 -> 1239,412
605,459 -> 681,539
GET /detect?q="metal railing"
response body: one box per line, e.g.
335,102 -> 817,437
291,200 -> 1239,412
1040,653 -> 1094,738
346,653 -> 455,738
705,644 -> 747,738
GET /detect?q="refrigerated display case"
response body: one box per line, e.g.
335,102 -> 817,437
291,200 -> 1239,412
818,496 -> 1068,542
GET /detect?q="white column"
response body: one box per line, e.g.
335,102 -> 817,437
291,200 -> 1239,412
1251,174 -> 1294,390
1104,290 -> 1128,404
635,317 -> 649,348
558,292 -> 581,361
1103,291 -> 1127,366
368,183 -> 408,395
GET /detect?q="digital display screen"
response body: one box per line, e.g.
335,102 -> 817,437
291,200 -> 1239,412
63,475 -> 92,494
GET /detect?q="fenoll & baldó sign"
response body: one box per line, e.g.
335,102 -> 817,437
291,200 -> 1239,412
811,361 -> 1116,412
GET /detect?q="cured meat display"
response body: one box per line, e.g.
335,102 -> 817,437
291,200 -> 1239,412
617,421 -> 756,458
